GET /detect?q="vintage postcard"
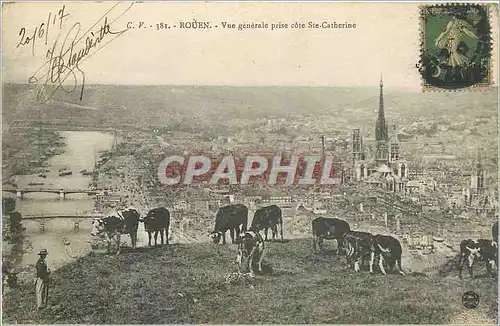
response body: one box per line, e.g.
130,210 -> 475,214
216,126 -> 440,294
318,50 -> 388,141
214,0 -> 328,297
1,1 -> 498,325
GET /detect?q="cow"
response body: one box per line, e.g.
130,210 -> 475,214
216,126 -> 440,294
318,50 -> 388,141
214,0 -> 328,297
90,207 -> 140,255
341,231 -> 375,273
141,207 -> 170,247
458,239 -> 498,279
373,234 -> 405,275
251,205 -> 283,241
311,217 -> 351,254
492,221 -> 498,245
236,230 -> 265,275
210,204 -> 248,244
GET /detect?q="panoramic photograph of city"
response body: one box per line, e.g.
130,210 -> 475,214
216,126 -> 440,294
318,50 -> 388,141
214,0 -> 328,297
2,1 -> 498,325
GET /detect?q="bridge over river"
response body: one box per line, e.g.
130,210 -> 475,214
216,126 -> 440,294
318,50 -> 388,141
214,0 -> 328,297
2,186 -> 102,199
19,214 -> 105,232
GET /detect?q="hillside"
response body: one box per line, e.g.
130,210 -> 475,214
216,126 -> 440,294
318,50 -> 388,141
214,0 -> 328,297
2,239 -> 497,324
4,84 -> 497,162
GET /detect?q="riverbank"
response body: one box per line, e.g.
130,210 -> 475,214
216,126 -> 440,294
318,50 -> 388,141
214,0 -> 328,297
2,129 -> 65,183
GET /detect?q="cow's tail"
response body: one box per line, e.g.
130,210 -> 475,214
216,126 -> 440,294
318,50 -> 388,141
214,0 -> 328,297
280,218 -> 284,241
242,213 -> 248,233
312,222 -> 317,252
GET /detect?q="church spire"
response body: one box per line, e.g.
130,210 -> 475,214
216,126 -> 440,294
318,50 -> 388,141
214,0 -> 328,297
375,74 -> 388,142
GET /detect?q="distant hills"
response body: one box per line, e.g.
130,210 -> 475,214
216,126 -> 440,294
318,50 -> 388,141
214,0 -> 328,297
3,84 -> 498,122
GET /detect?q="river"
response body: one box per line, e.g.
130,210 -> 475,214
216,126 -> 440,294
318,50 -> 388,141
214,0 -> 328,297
14,131 -> 115,270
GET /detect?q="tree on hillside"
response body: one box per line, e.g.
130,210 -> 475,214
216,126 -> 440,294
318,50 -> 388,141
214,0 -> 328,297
2,197 -> 16,215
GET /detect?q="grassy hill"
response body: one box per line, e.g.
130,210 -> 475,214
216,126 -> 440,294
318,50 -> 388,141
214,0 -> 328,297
2,239 -> 497,324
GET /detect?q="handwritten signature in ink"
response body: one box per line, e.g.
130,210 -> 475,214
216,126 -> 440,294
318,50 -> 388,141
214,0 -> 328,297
27,3 -> 134,103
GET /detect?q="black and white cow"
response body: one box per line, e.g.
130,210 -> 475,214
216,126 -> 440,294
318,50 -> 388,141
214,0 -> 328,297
141,207 -> 170,247
90,207 -> 140,255
210,204 -> 248,244
311,217 -> 351,254
236,230 -> 265,275
458,239 -> 498,279
251,205 -> 283,241
373,234 -> 405,275
341,231 -> 375,273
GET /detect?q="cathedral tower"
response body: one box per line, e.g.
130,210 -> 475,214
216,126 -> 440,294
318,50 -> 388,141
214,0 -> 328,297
375,75 -> 389,165
375,75 -> 388,142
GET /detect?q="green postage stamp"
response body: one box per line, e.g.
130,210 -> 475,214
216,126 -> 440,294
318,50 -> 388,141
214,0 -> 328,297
418,3 -> 493,91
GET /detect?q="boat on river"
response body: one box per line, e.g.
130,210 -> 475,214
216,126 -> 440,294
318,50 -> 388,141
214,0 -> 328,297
58,166 -> 73,177
28,182 -> 44,186
80,169 -> 93,176
62,237 -> 71,246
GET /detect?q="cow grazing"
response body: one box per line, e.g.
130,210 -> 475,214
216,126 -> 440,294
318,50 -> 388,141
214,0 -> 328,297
141,207 -> 170,247
90,207 -> 140,255
311,217 -> 351,254
251,205 -> 283,241
458,239 -> 498,279
373,234 -> 405,275
236,230 -> 265,275
210,204 -> 248,244
341,231 -> 375,273
492,221 -> 498,245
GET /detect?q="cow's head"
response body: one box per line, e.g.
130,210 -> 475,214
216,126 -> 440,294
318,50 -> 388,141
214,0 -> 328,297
90,218 -> 106,236
209,231 -> 222,244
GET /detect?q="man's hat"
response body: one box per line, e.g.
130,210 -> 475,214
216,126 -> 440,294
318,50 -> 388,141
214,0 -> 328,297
38,249 -> 48,256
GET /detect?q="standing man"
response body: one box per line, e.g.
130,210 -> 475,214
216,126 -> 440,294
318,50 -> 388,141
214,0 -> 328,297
35,249 -> 50,309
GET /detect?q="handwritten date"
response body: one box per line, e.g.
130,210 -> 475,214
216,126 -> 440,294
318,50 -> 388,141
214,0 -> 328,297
17,5 -> 69,56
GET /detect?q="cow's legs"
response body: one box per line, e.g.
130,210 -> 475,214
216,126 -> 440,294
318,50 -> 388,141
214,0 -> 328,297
154,231 -> 159,246
116,234 -> 122,255
354,257 -> 361,272
222,231 -> 227,245
346,251 -> 351,268
378,254 -> 387,275
271,225 -> 278,241
369,251 -> 375,273
160,230 -> 165,246
236,248 -> 243,273
396,258 -> 405,275
131,231 -> 137,249
236,226 -> 242,243
318,238 -> 324,251
166,227 -> 169,245
247,247 -> 257,275
336,237 -> 342,255
257,247 -> 265,273
147,231 -> 152,247
229,228 -> 235,244
264,228 -> 269,241
104,233 -> 111,254
467,254 -> 474,278
484,257 -> 493,276
458,254 -> 465,279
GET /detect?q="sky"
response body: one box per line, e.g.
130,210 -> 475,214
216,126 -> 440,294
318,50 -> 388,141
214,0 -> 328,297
2,2 -> 498,89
